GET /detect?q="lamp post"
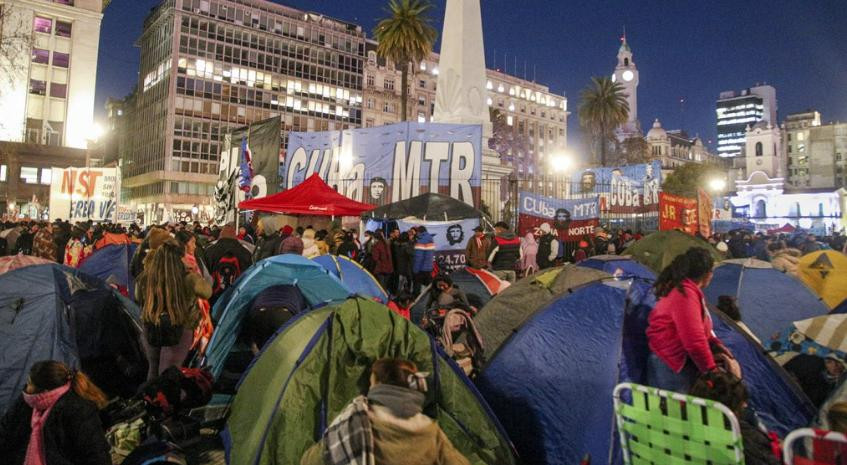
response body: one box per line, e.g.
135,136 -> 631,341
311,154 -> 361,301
708,178 -> 726,194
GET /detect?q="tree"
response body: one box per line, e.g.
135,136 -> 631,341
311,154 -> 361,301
373,0 -> 437,121
578,77 -> 629,166
662,162 -> 723,198
617,136 -> 653,165
489,107 -> 530,165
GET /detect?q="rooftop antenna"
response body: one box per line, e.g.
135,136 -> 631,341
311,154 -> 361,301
533,64 -> 537,82
493,47 -> 496,71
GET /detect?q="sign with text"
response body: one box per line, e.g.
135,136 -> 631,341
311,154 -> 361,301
284,122 -> 482,207
518,191 -> 601,241
659,193 -> 698,235
49,167 -> 118,222
569,161 -> 662,214
365,217 -> 480,272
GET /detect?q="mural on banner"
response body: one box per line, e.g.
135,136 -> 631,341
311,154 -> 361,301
284,122 -> 482,207
215,116 -> 282,224
570,161 -> 661,214
659,193 -> 698,235
365,218 -> 480,272
49,167 -> 119,222
518,191 -> 601,241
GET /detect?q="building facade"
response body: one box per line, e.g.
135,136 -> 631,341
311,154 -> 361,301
123,0 -> 365,214
644,118 -> 720,170
783,110 -> 847,190
611,36 -> 639,140
715,84 -> 777,158
362,41 -> 569,178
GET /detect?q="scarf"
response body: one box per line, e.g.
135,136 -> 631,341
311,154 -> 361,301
367,384 -> 425,419
22,383 -> 71,465
323,396 -> 375,465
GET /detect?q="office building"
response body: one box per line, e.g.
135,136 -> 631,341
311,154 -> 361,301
362,41 -> 569,178
123,0 -> 365,214
782,110 -> 847,190
715,84 -> 777,157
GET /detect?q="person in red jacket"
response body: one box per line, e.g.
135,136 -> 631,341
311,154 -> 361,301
371,230 -> 394,291
646,247 -> 741,392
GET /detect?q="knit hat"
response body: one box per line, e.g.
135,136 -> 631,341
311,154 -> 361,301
220,224 -> 237,239
147,227 -> 171,251
282,225 -> 294,235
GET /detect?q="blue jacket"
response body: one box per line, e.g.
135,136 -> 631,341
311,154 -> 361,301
412,232 -> 436,273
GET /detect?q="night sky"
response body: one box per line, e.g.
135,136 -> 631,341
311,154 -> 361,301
95,0 -> 847,159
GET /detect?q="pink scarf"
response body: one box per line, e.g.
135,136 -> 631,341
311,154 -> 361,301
22,383 -> 71,465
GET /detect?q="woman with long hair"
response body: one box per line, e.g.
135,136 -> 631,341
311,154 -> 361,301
646,247 -> 740,392
136,239 -> 212,380
301,358 -> 470,465
0,360 -> 111,465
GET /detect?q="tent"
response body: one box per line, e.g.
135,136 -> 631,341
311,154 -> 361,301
223,297 -> 517,465
312,254 -> 388,303
238,173 -> 375,216
410,267 -> 510,323
364,192 -> 484,221
0,264 -> 147,413
796,250 -> 847,309
623,230 -> 722,274
769,314 -> 847,361
834,299 -> 847,315
203,254 -> 350,378
768,223 -> 797,234
0,254 -> 54,275
79,243 -> 137,296
703,258 -> 829,342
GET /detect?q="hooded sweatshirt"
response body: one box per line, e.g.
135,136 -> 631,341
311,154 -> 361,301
413,232 -> 436,273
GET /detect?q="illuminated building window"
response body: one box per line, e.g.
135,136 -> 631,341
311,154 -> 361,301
20,167 -> 39,184
0,165 -> 6,182
33,17 -> 52,34
53,52 -> 70,68
32,49 -> 49,64
56,21 -> 72,38
29,79 -> 47,95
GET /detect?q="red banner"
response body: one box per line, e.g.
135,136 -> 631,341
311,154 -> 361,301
659,193 -> 698,235
697,189 -> 713,238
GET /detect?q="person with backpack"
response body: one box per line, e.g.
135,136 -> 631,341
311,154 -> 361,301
487,222 -> 521,282
300,359 -> 471,465
336,231 -> 360,260
205,225 -> 253,301
136,239 -> 212,380
0,360 -> 111,465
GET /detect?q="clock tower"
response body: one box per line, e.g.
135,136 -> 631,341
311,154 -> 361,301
612,33 -> 640,139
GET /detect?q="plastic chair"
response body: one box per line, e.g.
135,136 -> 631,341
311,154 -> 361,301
613,382 -> 745,465
783,428 -> 847,465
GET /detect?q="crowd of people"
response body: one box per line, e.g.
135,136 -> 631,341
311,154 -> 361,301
2,214 -> 847,465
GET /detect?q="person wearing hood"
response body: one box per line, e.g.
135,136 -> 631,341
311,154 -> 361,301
0,360 -> 111,465
300,358 -> 471,465
278,225 -> 304,255
488,222 -> 522,282
536,223 -> 559,270
768,241 -> 802,275
301,228 -> 321,259
412,226 -> 436,289
520,231 -> 539,276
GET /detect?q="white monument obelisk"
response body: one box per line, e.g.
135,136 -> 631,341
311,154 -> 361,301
433,0 -> 511,219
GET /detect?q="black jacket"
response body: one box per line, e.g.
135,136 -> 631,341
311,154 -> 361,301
0,390 -> 111,465
740,415 -> 781,465
206,237 -> 253,273
254,232 -> 281,262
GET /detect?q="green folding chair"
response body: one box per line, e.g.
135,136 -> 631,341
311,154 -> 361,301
613,382 -> 745,465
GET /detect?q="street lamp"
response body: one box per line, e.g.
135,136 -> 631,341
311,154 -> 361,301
549,150 -> 573,173
708,178 -> 726,193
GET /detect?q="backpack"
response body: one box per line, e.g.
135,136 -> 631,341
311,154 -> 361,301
212,253 -> 241,296
422,307 -> 485,377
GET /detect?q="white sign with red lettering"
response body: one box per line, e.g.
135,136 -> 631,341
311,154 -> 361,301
49,167 -> 118,222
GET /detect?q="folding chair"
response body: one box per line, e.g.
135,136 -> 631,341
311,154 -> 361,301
783,428 -> 847,465
613,382 -> 745,465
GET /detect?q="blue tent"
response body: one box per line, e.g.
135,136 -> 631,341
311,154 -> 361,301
204,254 -> 350,379
832,299 -> 847,314
80,244 -> 137,297
312,254 -> 388,303
0,264 -> 146,413
704,258 -> 829,342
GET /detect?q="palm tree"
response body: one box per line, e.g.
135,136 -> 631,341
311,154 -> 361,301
373,0 -> 437,121
578,77 -> 630,166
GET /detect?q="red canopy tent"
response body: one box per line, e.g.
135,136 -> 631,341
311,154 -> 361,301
238,174 -> 375,216
768,223 -> 797,234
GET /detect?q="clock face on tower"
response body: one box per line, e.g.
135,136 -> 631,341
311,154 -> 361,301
622,70 -> 634,82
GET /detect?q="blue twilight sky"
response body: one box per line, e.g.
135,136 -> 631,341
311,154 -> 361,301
95,0 -> 847,159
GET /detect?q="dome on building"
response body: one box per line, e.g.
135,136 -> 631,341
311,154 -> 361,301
646,118 -> 667,139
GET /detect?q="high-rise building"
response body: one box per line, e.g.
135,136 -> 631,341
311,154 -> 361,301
715,84 -> 777,157
0,0 -> 108,215
362,41 -> 568,178
784,110 -> 847,190
0,0 -> 107,148
611,35 -> 639,140
123,0 -> 365,211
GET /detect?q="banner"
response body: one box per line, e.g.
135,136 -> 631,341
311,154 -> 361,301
658,193 -> 698,235
284,122 -> 482,207
365,217 -> 480,272
517,191 -> 601,241
115,206 -> 135,224
49,167 -> 118,222
215,116 -> 281,224
569,161 -> 661,214
697,189 -> 713,238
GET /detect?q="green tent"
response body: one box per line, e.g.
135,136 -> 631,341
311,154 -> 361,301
623,230 -> 722,275
224,297 -> 517,465
475,265 -> 612,356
